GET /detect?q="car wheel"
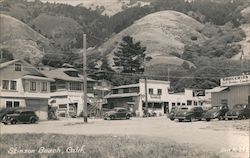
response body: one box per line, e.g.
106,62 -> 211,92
190,116 -> 195,122
206,118 -> 211,122
126,115 -> 130,120
3,122 -> 8,125
218,116 -> 223,120
170,118 -> 174,121
30,118 -> 36,124
11,120 -> 17,124
104,117 -> 107,120
178,119 -> 183,122
110,116 -> 115,120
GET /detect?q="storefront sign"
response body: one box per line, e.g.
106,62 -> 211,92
221,74 -> 250,86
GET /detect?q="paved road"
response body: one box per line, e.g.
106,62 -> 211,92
1,117 -> 249,157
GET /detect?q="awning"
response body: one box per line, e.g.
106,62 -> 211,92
23,75 -> 55,82
104,93 -> 139,99
206,87 -> 229,93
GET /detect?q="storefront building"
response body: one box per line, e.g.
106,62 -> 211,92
209,74 -> 250,109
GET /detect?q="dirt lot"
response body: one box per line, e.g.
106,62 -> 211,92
1,117 -> 249,158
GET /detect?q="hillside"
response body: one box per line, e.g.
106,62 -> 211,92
91,10 -> 206,68
239,7 -> 250,59
30,14 -> 83,48
38,0 -> 151,16
0,14 -> 49,64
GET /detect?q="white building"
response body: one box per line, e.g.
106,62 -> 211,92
0,59 -> 54,120
104,79 -> 170,116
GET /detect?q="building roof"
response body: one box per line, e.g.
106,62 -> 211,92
206,87 -> 229,93
22,75 -> 55,82
112,84 -> 139,90
0,59 -> 20,69
43,68 -> 95,82
104,92 -> 139,99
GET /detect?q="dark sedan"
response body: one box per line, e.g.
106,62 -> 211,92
225,104 -> 250,120
175,106 -> 204,122
2,109 -> 39,125
203,105 -> 229,121
103,107 -> 131,120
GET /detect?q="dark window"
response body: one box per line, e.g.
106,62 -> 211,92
149,88 -> 153,95
14,101 -> 19,107
154,103 -> 162,109
6,101 -> 12,108
2,80 -> 9,90
157,89 -> 162,95
172,103 -> 176,106
194,101 -> 197,106
10,81 -> 16,90
182,103 -> 186,106
177,102 -> 181,106
30,81 -> 36,91
187,100 -> 192,106
15,63 -> 22,71
123,88 -> 129,93
113,89 -> 118,94
41,82 -> 47,91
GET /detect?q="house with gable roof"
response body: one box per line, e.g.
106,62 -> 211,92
43,65 -> 97,117
0,59 -> 54,120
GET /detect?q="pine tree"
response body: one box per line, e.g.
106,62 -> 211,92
113,36 -> 146,73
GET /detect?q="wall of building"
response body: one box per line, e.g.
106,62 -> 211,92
211,85 -> 250,109
0,98 -> 26,109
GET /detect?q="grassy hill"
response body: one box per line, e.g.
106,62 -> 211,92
0,14 -> 50,64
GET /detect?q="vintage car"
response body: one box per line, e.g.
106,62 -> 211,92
203,105 -> 229,121
175,106 -> 204,122
103,107 -> 131,120
2,109 -> 39,125
0,108 -> 19,121
225,104 -> 250,120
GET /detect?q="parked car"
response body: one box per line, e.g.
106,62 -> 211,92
0,108 -> 19,121
175,106 -> 204,122
225,104 -> 250,120
168,107 -> 178,121
2,109 -> 39,125
203,105 -> 229,121
103,107 -> 131,120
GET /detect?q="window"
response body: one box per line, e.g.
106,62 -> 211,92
15,63 -> 22,71
2,80 -> 9,90
157,89 -> 162,95
154,103 -> 162,109
182,103 -> 186,106
177,102 -> 181,106
2,80 -> 16,90
149,88 -> 153,95
30,81 -> 36,91
123,88 -> 129,93
41,82 -> 47,91
10,81 -> 16,90
187,100 -> 192,106
69,82 -> 82,91
14,101 -> 19,107
113,89 -> 118,94
6,101 -> 12,108
172,103 -> 176,106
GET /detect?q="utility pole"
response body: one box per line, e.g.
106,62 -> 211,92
83,34 -> 88,123
144,75 -> 148,116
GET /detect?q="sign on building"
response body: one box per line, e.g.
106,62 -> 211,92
220,74 -> 250,87
193,89 -> 205,97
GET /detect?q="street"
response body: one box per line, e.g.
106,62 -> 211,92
1,117 -> 249,158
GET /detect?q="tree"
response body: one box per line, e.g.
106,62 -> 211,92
113,36 -> 146,73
